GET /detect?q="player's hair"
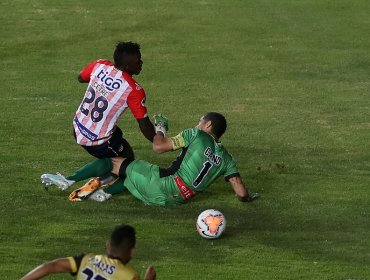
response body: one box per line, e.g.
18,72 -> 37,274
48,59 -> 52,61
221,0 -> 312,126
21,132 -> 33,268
110,224 -> 136,255
113,41 -> 141,67
203,112 -> 227,139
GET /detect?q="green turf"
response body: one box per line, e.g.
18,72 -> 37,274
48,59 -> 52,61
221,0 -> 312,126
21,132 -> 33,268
1,0 -> 370,279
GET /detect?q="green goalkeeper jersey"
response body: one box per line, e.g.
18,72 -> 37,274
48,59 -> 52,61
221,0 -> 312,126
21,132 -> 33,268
161,127 -> 240,194
120,127 -> 240,206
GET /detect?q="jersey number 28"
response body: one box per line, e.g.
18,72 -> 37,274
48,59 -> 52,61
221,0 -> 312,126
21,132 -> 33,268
80,86 -> 108,123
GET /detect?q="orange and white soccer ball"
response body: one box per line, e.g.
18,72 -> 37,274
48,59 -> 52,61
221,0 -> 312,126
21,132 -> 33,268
196,209 -> 226,239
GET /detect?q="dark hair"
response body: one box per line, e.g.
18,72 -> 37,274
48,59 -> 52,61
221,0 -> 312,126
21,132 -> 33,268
113,41 -> 141,67
203,112 -> 227,139
110,224 -> 136,254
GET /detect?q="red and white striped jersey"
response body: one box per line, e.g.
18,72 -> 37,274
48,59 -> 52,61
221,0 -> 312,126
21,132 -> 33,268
73,59 -> 147,146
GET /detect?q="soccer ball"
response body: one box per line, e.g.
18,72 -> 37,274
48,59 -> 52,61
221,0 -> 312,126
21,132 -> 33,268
196,209 -> 226,239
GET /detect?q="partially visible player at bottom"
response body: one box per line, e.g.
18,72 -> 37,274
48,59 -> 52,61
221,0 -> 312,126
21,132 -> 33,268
20,224 -> 156,280
53,112 -> 259,205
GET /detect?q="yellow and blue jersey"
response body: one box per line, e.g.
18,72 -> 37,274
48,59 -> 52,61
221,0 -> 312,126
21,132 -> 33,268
68,253 -> 139,280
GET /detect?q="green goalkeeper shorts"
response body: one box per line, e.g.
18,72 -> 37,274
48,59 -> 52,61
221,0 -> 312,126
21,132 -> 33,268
123,160 -> 183,206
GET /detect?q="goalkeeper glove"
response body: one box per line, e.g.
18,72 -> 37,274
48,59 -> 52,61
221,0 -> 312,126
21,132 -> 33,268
241,192 -> 260,202
153,114 -> 169,136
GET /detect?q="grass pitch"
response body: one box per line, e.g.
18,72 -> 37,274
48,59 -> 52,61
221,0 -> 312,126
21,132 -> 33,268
1,0 -> 370,279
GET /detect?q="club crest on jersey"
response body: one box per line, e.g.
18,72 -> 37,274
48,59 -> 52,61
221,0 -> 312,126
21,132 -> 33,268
135,82 -> 142,90
97,69 -> 123,91
141,97 -> 146,107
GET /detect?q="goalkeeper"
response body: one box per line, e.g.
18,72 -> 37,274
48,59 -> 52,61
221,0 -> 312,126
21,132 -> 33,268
52,112 -> 259,205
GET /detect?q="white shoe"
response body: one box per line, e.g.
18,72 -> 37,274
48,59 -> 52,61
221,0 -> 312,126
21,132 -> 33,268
89,189 -> 112,202
40,173 -> 74,191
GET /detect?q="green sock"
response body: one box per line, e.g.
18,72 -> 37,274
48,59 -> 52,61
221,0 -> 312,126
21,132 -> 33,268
104,179 -> 126,195
66,158 -> 113,182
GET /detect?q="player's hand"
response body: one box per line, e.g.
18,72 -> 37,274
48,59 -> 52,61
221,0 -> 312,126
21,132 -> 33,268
246,192 -> 260,202
153,114 -> 168,130
144,266 -> 156,280
153,114 -> 168,136
241,192 -> 260,202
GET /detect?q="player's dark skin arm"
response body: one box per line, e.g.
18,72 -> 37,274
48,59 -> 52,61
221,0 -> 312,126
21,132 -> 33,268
20,258 -> 72,280
137,117 -> 156,142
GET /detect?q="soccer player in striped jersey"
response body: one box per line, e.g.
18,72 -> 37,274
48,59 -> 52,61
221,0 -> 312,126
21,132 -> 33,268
73,42 -> 154,150
41,42 -> 156,193
21,224 -> 156,280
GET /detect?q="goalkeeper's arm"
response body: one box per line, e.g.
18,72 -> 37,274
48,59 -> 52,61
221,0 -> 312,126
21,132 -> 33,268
228,176 -> 259,202
152,132 -> 173,154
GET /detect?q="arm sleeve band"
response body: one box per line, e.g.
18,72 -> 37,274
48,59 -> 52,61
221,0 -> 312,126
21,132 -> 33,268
170,134 -> 186,150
